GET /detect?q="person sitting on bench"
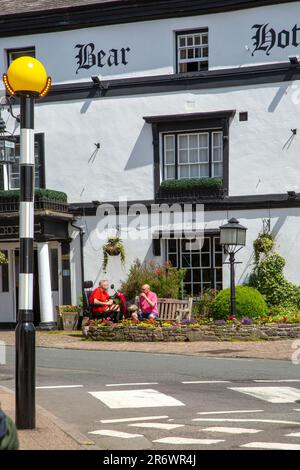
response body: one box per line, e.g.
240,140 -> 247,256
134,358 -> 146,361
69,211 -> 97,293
89,280 -> 121,322
131,284 -> 158,322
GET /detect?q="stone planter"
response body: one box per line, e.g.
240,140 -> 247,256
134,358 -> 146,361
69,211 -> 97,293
82,322 -> 300,342
61,312 -> 79,331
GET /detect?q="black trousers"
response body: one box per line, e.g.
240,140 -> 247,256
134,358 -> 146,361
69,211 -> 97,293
93,310 -> 122,322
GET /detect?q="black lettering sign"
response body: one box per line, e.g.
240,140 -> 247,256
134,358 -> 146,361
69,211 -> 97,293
252,23 -> 300,56
75,43 -> 131,73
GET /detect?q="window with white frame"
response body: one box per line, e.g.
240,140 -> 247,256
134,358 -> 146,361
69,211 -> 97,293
0,134 -> 44,190
7,47 -> 35,67
163,130 -> 223,181
177,30 -> 208,73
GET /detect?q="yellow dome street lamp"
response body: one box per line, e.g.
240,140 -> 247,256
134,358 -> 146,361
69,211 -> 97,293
3,57 -> 51,430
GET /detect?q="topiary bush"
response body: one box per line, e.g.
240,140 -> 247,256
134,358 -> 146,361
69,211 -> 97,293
249,252 -> 300,308
212,286 -> 269,319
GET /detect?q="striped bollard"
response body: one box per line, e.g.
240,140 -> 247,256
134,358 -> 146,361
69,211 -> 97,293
15,94 -> 36,430
3,56 -> 51,430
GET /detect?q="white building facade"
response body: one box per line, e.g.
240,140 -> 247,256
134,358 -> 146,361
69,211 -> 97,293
0,0 -> 300,326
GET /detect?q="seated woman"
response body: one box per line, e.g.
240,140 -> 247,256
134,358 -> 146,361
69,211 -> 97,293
131,284 -> 158,322
89,280 -> 121,322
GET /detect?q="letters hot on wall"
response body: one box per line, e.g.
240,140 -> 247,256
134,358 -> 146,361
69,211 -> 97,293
252,24 -> 300,56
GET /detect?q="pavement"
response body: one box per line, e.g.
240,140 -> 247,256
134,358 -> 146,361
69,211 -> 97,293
0,330 -> 298,360
1,345 -> 300,450
0,385 -> 94,450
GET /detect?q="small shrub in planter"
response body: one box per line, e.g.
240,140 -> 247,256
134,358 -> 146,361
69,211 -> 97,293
212,286 -> 268,320
57,305 -> 80,330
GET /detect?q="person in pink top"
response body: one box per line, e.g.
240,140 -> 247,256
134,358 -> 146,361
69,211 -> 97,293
131,284 -> 158,322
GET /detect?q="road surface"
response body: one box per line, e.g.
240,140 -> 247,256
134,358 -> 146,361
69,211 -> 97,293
1,346 -> 300,450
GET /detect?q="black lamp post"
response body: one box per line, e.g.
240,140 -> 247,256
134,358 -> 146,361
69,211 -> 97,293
219,218 -> 247,317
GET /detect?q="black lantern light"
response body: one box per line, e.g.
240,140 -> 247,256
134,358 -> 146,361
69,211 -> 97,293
219,218 -> 247,317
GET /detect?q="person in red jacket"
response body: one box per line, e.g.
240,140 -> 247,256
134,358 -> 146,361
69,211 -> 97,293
89,280 -> 121,321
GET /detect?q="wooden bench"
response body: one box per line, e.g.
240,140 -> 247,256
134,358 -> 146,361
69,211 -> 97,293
134,296 -> 193,322
157,297 -> 193,322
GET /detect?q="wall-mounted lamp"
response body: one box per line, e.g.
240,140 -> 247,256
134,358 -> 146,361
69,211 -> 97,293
287,191 -> 297,200
91,76 -> 101,85
289,56 -> 300,67
91,76 -> 109,93
291,129 -> 297,135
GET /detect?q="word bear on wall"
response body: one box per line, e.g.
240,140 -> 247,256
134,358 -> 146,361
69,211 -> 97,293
75,43 -> 131,74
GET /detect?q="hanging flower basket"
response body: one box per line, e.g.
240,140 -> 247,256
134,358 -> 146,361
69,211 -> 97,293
102,236 -> 126,272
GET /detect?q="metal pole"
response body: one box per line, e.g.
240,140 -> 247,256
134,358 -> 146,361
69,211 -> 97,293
15,93 -> 36,430
229,252 -> 236,317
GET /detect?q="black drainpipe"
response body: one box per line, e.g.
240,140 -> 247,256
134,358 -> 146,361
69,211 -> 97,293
71,221 -> 85,317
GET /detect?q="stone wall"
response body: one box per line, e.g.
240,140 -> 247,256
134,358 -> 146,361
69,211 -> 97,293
82,323 -> 300,342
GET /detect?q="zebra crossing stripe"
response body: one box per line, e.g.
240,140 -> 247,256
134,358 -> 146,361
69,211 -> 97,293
229,386 -> 300,403
202,427 -> 262,434
153,437 -> 225,445
89,430 -> 143,439
128,422 -> 184,430
241,442 -> 300,450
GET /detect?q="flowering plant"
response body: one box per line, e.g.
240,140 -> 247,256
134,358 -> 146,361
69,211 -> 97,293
59,305 -> 80,313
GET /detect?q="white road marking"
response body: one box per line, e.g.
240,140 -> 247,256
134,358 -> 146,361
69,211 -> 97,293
105,382 -> 159,387
241,442 -> 300,450
89,389 -> 185,409
197,410 -> 264,415
202,427 -> 262,434
89,430 -> 143,439
254,379 -> 300,383
229,386 -> 300,403
153,437 -> 224,445
128,422 -> 184,430
36,385 -> 83,389
182,381 -> 230,384
100,415 -> 169,424
286,432 -> 300,437
193,418 -> 300,425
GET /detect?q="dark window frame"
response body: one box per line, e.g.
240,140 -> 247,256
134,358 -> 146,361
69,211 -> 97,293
175,28 -> 209,74
144,111 -> 235,198
6,46 -> 36,67
8,133 -> 45,190
165,231 -> 223,298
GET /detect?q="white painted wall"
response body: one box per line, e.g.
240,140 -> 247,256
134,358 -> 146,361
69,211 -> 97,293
3,79 -> 299,202
0,2 -> 300,84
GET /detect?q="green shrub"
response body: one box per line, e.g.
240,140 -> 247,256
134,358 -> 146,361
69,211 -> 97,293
249,253 -> 300,308
212,286 -> 268,319
160,177 -> 223,192
0,189 -> 67,202
120,259 -> 186,301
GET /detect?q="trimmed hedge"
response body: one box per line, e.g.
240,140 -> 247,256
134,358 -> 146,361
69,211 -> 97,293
0,189 -> 67,202
212,286 -> 269,319
160,177 -> 223,191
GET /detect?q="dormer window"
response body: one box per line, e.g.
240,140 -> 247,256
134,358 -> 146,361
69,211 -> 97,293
176,29 -> 208,73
